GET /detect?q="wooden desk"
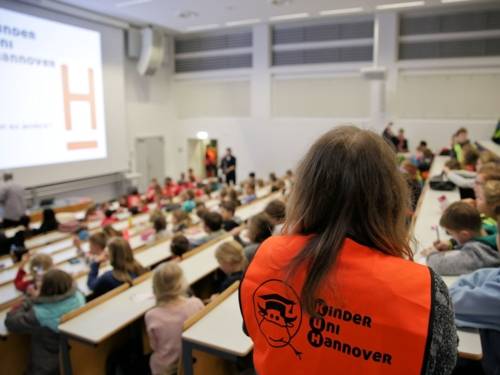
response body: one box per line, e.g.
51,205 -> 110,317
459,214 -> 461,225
412,156 -> 482,360
182,290 -> 252,375
28,198 -> 93,222
131,192 -> 281,272
58,236 -> 233,345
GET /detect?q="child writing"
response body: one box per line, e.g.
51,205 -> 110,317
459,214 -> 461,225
6,269 -> 85,374
14,253 -> 53,297
87,237 -> 146,299
448,180 -> 500,374
427,201 -> 500,276
145,262 -> 204,375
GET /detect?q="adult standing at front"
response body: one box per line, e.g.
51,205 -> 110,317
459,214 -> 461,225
0,173 -> 27,228
221,148 -> 236,185
240,127 -> 457,375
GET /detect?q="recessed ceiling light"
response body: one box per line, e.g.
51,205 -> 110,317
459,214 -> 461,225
376,1 -> 425,10
226,18 -> 262,27
177,10 -> 199,19
115,0 -> 152,8
196,131 -> 209,140
269,12 -> 309,21
319,7 -> 364,16
184,24 -> 220,32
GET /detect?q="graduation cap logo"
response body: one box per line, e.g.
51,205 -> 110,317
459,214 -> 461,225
253,279 -> 303,359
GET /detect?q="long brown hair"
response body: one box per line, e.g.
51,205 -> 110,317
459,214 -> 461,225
108,237 -> 146,283
285,126 -> 412,315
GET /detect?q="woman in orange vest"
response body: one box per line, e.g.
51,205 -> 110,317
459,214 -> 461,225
240,126 -> 458,375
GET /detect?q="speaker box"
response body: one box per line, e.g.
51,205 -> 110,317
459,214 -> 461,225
137,27 -> 165,76
360,66 -> 386,80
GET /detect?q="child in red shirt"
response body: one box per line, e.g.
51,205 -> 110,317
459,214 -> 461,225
14,253 -> 54,297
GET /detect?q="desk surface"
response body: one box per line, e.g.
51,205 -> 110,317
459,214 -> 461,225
56,194 -> 280,344
478,140 -> 500,157
58,235 -> 233,344
412,156 -> 481,358
131,192 -> 281,272
183,291 -> 252,357
412,156 -> 461,259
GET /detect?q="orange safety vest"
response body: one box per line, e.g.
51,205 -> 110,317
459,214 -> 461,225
240,235 -> 432,375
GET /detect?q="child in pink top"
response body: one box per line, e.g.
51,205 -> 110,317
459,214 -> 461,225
145,262 -> 204,375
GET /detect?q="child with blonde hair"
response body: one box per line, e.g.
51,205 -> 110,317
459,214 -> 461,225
145,262 -> 203,375
215,240 -> 247,293
14,253 -> 53,297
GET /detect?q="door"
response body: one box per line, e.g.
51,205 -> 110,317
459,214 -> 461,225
187,139 -> 205,180
135,136 -> 165,192
187,139 -> 218,180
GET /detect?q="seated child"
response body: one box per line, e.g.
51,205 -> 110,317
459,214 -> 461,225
401,160 -> 423,211
273,179 -> 286,192
190,212 -> 225,248
220,201 -> 241,232
101,209 -> 118,227
14,253 -> 53,297
103,224 -> 123,239
170,234 -> 190,260
6,269 -> 85,374
171,210 -> 192,233
87,237 -> 146,299
427,202 -> 500,276
181,190 -> 196,213
264,199 -> 286,235
461,145 -> 479,172
227,189 -> 241,207
84,205 -> 105,222
74,232 -> 108,264
214,241 -> 247,293
195,203 -> 209,223
34,209 -> 60,235
148,210 -> 168,242
243,213 -> 274,263
449,268 -> 500,375
241,183 -> 257,205
145,262 -> 204,375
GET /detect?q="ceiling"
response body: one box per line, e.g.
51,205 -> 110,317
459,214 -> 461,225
55,0 -> 498,33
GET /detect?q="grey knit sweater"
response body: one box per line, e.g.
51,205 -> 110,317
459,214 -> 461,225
427,240 -> 500,276
423,269 -> 458,375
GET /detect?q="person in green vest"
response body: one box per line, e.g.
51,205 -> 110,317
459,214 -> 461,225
452,127 -> 472,164
493,119 -> 500,145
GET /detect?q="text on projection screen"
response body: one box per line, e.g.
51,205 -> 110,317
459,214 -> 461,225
0,7 -> 107,170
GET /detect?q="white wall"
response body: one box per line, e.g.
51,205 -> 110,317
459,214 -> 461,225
161,12 -> 500,182
12,1 -> 500,193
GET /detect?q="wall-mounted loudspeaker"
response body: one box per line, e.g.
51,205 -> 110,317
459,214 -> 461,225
136,27 -> 165,76
360,66 -> 386,80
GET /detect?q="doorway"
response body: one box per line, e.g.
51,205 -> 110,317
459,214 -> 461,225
187,139 -> 218,180
135,136 -> 165,192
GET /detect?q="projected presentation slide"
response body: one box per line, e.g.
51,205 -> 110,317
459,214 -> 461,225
0,7 -> 107,170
